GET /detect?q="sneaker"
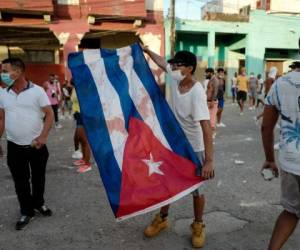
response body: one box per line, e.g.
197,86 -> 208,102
73,159 -> 85,166
216,122 -> 226,128
212,132 -> 216,139
35,205 -> 52,216
60,115 -> 65,120
274,143 -> 280,150
144,213 -> 168,237
72,150 -> 83,159
191,221 -> 206,248
77,164 -> 92,173
15,215 -> 34,230
55,123 -> 62,129
240,112 -> 244,116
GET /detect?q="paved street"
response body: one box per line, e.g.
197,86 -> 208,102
1,102 -> 300,250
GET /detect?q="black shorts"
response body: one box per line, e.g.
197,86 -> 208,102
237,91 -> 247,102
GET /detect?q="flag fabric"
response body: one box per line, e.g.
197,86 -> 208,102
68,43 -> 204,221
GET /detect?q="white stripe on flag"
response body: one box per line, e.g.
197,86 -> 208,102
83,49 -> 102,65
117,47 -> 171,150
83,50 -> 128,170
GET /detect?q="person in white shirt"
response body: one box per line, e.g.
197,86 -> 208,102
142,47 -> 214,248
0,58 -> 54,230
261,43 -> 300,249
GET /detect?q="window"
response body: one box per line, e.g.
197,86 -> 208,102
57,0 -> 79,5
24,50 -> 55,64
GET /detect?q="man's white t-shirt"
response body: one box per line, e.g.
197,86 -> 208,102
265,71 -> 300,175
0,82 -> 50,145
167,65 -> 210,152
231,76 -> 237,88
202,79 -> 209,92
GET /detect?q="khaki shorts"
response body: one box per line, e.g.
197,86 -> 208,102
280,170 -> 300,218
192,151 -> 205,197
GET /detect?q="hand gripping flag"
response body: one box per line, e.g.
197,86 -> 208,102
68,43 -> 204,221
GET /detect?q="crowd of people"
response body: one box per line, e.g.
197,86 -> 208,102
143,40 -> 300,249
42,74 -> 92,173
0,38 -> 299,250
204,62 -> 299,138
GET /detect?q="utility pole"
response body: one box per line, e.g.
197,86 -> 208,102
170,0 -> 176,57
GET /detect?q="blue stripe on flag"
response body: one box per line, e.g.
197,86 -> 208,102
101,51 -> 142,130
68,51 -> 85,68
100,48 -> 117,58
130,43 -> 201,167
68,52 -> 122,214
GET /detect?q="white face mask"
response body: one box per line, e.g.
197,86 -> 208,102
171,70 -> 185,82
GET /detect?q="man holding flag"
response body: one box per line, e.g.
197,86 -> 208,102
68,43 -> 214,248
142,46 -> 214,248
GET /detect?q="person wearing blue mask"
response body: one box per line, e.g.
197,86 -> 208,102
141,46 -> 214,248
0,58 -> 54,230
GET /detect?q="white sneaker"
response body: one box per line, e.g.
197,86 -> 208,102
217,122 -> 226,128
72,150 -> 83,159
240,112 -> 244,116
60,115 -> 65,120
55,124 -> 62,129
274,143 -> 280,150
212,132 -> 216,139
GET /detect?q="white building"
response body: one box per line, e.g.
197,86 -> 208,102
201,0 -> 258,17
268,0 -> 300,13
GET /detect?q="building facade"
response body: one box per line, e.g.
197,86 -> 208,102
0,0 -> 165,85
201,0 -> 300,18
257,0 -> 300,13
165,9 -> 300,97
201,0 -> 258,18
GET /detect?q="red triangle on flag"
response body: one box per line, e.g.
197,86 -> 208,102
116,117 -> 203,218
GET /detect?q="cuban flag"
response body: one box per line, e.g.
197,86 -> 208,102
68,43 -> 204,221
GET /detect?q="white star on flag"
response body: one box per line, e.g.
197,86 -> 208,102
142,153 -> 164,176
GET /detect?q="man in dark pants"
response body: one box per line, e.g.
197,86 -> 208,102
0,58 -> 54,230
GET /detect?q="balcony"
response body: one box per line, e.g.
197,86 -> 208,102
82,0 -> 147,19
0,0 -> 54,14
